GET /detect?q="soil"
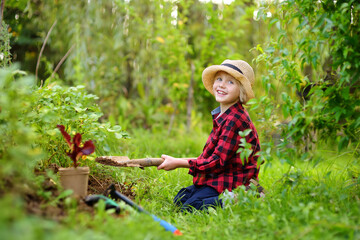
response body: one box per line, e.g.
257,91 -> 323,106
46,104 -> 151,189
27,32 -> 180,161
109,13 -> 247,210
88,174 -> 136,199
95,157 -> 129,167
24,165 -> 136,221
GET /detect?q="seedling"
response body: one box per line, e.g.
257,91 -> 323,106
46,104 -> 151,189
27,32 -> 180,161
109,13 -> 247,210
57,124 -> 95,168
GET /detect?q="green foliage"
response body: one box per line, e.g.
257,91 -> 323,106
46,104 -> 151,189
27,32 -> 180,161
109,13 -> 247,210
1,1 -> 360,239
185,158 -> 359,239
24,83 -> 128,168
5,0 -> 258,131
0,193 -> 171,240
237,128 -> 272,167
5,0 -> 359,159
253,0 -> 360,157
237,129 -> 254,164
0,65 -> 128,171
1,100 -> 360,239
127,146 -> 359,240
0,21 -> 12,67
0,66 -> 43,186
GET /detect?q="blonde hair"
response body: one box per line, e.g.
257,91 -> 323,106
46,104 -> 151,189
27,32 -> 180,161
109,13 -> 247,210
239,82 -> 249,104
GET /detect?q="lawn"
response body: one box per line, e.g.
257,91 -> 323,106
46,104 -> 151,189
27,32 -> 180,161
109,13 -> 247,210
0,129 -> 359,240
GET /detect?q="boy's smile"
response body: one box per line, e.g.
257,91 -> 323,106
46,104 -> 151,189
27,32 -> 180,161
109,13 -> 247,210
213,71 -> 241,112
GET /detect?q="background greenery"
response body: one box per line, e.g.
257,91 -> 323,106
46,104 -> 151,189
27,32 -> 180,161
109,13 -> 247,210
0,0 -> 359,239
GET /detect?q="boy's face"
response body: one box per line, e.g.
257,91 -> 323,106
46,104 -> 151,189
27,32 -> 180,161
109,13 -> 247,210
212,71 -> 240,106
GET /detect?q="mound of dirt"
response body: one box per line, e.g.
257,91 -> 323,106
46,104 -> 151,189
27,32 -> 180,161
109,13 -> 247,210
88,174 -> 135,199
24,167 -> 136,221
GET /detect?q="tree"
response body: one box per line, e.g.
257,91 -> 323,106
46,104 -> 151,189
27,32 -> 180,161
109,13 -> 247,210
253,0 -> 360,156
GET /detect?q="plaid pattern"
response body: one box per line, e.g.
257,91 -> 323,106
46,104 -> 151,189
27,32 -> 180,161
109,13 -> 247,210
188,102 -> 260,194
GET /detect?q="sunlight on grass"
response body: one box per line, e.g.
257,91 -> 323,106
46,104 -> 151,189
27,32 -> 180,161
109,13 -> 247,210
1,126 -> 358,239
107,129 -> 360,239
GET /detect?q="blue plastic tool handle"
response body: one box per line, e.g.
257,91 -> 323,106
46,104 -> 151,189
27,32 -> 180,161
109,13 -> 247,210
151,214 -> 178,233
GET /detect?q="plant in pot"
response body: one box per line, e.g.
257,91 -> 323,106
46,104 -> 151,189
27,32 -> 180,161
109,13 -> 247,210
57,124 -> 95,197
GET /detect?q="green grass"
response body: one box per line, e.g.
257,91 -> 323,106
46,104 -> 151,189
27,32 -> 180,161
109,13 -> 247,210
127,152 -> 359,240
1,128 -> 359,240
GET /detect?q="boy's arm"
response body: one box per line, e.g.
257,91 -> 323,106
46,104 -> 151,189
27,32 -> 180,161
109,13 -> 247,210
157,154 -> 190,171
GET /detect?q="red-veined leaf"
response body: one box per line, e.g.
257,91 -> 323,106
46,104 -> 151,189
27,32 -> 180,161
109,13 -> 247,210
57,124 -> 72,147
67,152 -> 76,161
75,152 -> 84,162
73,133 -> 82,147
81,140 -> 95,155
58,124 -> 95,167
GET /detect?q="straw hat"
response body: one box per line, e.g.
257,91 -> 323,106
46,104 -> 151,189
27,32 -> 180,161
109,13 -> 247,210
202,59 -> 255,101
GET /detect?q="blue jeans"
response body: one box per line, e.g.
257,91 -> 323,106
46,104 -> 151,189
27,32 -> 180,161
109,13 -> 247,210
174,185 -> 222,212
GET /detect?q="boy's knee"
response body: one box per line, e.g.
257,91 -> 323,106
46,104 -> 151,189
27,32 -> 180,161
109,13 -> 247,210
181,194 -> 222,212
180,198 -> 222,212
174,185 -> 221,212
173,186 -> 195,206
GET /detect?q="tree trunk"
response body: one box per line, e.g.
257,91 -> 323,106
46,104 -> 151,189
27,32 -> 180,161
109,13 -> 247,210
0,0 -> 5,29
168,102 -> 177,136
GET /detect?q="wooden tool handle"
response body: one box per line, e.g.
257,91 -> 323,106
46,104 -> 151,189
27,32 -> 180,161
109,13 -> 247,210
95,156 -> 195,168
95,156 -> 164,167
95,156 -> 196,168
129,158 -> 164,167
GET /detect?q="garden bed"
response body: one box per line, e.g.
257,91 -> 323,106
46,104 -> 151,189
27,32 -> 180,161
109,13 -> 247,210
24,167 -> 135,221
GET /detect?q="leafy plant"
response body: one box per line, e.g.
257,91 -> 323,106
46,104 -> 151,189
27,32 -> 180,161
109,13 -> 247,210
0,21 -> 12,67
0,66 -> 43,190
57,124 -> 95,168
23,84 -> 128,168
237,128 -> 271,168
253,0 -> 360,158
237,129 -> 254,164
6,0 -> 258,132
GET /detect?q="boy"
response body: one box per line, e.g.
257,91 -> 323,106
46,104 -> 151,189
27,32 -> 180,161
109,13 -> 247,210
157,59 -> 261,212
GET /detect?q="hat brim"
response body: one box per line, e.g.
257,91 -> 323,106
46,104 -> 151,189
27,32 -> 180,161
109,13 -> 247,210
202,65 -> 254,99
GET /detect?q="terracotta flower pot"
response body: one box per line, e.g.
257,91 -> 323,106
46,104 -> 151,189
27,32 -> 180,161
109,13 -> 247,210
59,166 -> 90,197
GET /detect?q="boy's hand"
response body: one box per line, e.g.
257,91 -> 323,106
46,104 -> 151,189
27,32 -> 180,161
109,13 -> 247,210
157,154 -> 190,171
157,154 -> 178,171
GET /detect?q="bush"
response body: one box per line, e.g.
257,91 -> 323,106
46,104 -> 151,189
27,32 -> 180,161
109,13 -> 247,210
1,65 -> 129,171
0,66 -> 43,191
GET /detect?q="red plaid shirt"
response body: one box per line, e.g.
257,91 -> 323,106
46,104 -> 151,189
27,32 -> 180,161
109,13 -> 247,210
188,101 -> 260,194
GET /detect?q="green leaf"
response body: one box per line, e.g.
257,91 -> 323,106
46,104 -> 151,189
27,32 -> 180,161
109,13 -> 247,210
103,144 -> 110,152
243,129 -> 252,137
338,136 -> 349,152
247,99 -> 257,105
115,133 -> 123,139
272,57 -> 281,64
311,55 -> 318,68
314,14 -> 325,29
74,106 -> 86,112
137,83 -> 145,99
282,60 -> 289,69
265,47 -> 275,54
269,18 -> 279,26
341,87 -> 350,100
282,105 -> 290,118
334,110 -> 343,123
265,106 -> 272,119
240,151 -> 246,163
57,189 -> 73,199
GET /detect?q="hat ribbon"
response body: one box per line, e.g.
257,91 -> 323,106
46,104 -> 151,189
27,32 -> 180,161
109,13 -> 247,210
221,63 -> 244,75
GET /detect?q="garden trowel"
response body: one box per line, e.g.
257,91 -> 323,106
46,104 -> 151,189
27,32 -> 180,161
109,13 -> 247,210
95,156 -> 165,168
95,156 -> 195,168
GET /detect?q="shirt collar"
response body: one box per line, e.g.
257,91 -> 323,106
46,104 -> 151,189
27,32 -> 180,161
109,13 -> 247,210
211,101 -> 243,126
211,106 -> 221,116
